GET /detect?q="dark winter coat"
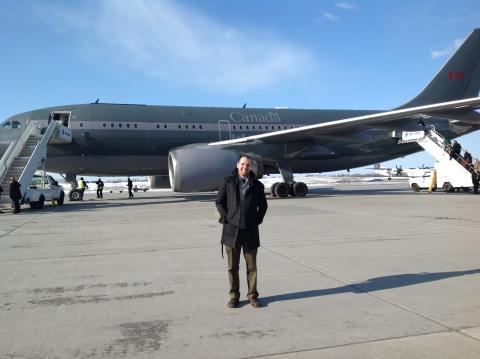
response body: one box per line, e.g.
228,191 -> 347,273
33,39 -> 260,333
464,151 -> 473,164
452,142 -> 462,156
9,181 -> 22,200
216,169 -> 268,250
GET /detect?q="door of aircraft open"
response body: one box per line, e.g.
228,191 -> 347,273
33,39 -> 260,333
49,111 -> 71,128
218,120 -> 231,141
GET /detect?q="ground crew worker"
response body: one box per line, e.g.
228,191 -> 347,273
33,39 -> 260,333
127,178 -> 134,198
95,178 -> 104,198
215,155 -> 268,308
9,177 -> 22,214
78,177 -> 88,201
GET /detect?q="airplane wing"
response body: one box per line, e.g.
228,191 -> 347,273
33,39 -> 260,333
209,97 -> 480,146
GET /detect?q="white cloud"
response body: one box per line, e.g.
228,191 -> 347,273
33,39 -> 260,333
322,11 -> 339,22
430,38 -> 464,59
28,0 -> 314,94
335,2 -> 356,10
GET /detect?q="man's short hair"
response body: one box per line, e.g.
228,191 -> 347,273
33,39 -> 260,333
237,154 -> 252,163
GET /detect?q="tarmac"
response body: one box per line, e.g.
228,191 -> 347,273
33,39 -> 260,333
1,182 -> 480,358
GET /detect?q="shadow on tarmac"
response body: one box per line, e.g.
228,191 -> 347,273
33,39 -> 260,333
28,193 -> 218,213
259,269 -> 480,306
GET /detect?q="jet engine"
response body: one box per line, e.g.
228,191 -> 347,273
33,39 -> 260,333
168,144 -> 263,192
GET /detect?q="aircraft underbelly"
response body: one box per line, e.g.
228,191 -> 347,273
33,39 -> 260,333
45,155 -> 169,176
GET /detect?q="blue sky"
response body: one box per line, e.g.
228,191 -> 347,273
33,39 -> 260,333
1,0 -> 479,173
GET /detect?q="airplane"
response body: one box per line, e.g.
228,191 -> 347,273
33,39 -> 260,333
1,28 -> 480,199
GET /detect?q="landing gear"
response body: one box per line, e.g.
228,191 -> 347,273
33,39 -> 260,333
269,163 -> 309,198
69,189 -> 81,201
292,181 -> 308,196
65,173 -> 81,201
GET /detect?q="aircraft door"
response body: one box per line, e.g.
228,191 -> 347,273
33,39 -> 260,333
218,120 -> 231,141
49,111 -> 71,128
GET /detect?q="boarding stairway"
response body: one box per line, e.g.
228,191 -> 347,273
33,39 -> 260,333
0,120 -> 71,210
398,127 -> 475,191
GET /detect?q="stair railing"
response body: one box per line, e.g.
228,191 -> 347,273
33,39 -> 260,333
0,120 -> 37,184
18,121 -> 58,197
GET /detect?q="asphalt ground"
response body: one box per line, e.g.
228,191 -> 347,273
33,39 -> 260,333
1,182 -> 480,358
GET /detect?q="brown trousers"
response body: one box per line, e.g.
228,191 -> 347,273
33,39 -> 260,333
225,230 -> 258,300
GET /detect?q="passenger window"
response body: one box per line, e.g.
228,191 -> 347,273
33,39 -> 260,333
164,124 -> 168,129
103,123 -> 106,127
126,123 -> 130,128
199,125 -> 202,129
80,123 -> 83,128
110,123 -> 114,128
119,123 -> 122,128
156,124 -> 160,129
178,125 -> 181,129
134,124 -> 137,128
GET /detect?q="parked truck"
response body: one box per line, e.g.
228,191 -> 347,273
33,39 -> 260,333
24,173 -> 65,209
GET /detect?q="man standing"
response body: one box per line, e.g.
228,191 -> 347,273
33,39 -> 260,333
9,177 -> 22,214
127,178 -> 134,198
216,155 -> 268,308
95,178 -> 104,199
472,170 -> 479,194
78,177 -> 88,201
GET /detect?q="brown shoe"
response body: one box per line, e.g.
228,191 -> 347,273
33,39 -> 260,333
249,298 -> 261,308
227,298 -> 239,308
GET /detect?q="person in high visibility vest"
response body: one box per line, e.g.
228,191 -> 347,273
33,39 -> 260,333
78,177 -> 88,201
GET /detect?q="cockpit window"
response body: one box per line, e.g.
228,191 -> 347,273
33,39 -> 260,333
1,121 -> 21,129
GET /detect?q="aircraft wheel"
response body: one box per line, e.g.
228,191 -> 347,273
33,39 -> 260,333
293,182 -> 308,197
411,183 -> 420,192
443,182 -> 454,192
270,182 -> 279,197
274,182 -> 290,198
69,189 -> 81,201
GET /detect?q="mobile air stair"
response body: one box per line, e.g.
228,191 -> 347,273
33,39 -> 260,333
0,120 -> 71,211
398,127 -> 475,192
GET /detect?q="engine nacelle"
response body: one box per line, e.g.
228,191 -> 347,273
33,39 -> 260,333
148,175 -> 171,189
168,144 -> 263,192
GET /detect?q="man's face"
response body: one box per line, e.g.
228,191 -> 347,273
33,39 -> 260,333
237,157 -> 251,177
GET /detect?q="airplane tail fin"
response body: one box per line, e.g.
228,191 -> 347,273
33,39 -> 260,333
400,29 -> 480,109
